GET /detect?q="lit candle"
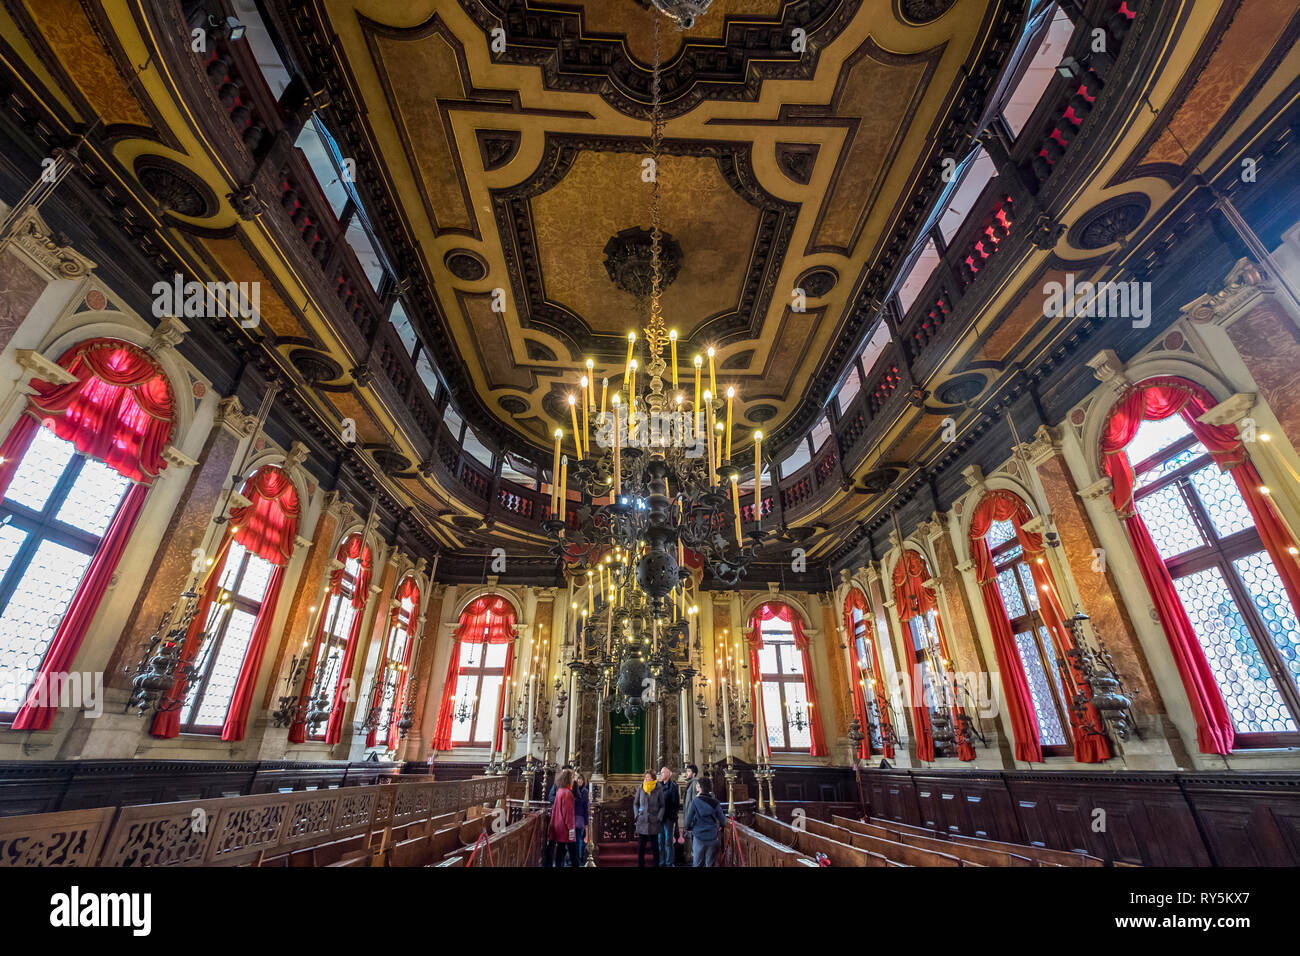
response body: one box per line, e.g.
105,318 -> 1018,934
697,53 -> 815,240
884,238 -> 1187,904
707,346 -> 716,398
628,360 -> 638,442
669,329 -> 678,388
551,428 -> 563,516
725,386 -> 735,462
704,389 -> 716,484
611,394 -> 622,496
715,421 -> 724,478
600,377 -> 608,421
721,676 -> 732,758
559,455 -> 568,522
585,359 -> 595,410
693,355 -> 702,438
580,375 -> 590,453
730,473 -> 743,543
587,570 -> 594,615
625,332 -> 636,373
753,430 -> 763,529
568,394 -> 582,459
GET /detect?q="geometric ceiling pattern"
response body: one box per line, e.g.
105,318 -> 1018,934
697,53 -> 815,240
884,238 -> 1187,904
309,0 -> 1022,453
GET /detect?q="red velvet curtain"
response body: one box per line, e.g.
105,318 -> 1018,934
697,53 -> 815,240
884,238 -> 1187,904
10,339 -> 176,730
433,596 -> 516,751
891,550 -> 936,761
843,589 -> 872,759
746,609 -> 766,758
751,602 -> 827,757
367,576 -> 421,748
1099,376 -> 1300,755
970,494 -> 1045,763
152,466 -> 300,739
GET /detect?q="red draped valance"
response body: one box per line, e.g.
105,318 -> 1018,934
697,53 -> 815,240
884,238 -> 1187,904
330,533 -> 373,607
28,338 -> 175,484
453,594 -> 516,644
891,548 -> 937,622
230,465 -> 300,566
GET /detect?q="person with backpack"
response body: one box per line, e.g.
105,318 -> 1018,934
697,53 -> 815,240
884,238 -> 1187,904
683,777 -> 726,867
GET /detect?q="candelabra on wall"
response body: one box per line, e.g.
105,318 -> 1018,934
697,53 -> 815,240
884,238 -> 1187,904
1063,610 -> 1141,742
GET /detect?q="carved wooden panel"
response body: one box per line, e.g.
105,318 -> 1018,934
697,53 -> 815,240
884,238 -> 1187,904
0,808 -> 115,867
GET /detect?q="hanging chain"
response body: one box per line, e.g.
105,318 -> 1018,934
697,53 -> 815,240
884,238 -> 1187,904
646,14 -> 666,362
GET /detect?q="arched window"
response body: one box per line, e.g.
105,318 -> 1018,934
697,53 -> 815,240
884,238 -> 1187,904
748,602 -> 827,756
289,532 -> 372,744
845,587 -> 894,758
366,575 -> 419,750
892,549 -> 975,761
1102,378 -> 1300,752
0,339 -> 175,730
433,595 -> 515,751
969,490 -> 1110,764
151,465 -> 299,740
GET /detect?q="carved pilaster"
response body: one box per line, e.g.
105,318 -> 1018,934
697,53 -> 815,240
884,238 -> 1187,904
1179,257 -> 1272,327
1197,393 -> 1256,429
215,395 -> 256,438
7,208 -> 96,279
1086,349 -> 1128,386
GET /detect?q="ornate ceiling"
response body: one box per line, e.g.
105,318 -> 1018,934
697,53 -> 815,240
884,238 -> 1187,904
285,0 -> 1022,455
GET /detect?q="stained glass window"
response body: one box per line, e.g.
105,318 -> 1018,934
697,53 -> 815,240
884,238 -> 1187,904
177,541 -> 277,734
1131,416 -> 1300,745
0,424 -> 129,715
758,608 -> 814,753
449,635 -> 506,747
986,512 -> 1074,753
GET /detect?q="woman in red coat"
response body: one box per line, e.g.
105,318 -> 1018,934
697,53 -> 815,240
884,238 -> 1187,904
547,768 -> 579,867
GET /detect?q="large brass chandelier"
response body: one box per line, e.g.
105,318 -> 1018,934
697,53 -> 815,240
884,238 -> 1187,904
542,9 -> 759,720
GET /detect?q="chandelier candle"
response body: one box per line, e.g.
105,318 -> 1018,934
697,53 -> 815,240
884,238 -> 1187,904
707,346 -> 716,398
581,376 -> 590,451
704,390 -> 716,483
586,359 -> 595,409
669,329 -> 678,387
611,395 -> 622,494
730,474 -> 742,543
568,394 -> 582,459
559,456 -> 568,522
626,331 -> 636,372
693,355 -> 702,438
551,429 -> 563,516
725,387 -> 735,461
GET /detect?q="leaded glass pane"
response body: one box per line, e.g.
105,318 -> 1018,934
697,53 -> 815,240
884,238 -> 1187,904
1233,550 -> 1300,696
1136,445 -> 1202,489
784,680 -> 813,751
484,642 -> 507,667
234,551 -> 274,602
188,607 -> 258,727
986,519 -> 1017,550
997,568 -> 1027,618
762,683 -> 784,749
0,540 -> 91,712
0,524 -> 27,583
1017,562 -> 1040,611
475,676 -> 501,745
4,427 -> 74,513
1013,629 -> 1067,746
449,675 -> 477,744
1127,415 -> 1193,466
54,456 -> 128,536
1188,463 -> 1254,539
757,644 -> 778,674
1137,483 -> 1205,559
780,642 -> 804,675
1172,565 -> 1296,734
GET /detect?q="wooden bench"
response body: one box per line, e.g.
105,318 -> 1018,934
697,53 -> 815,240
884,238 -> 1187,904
832,816 -> 1031,867
866,816 -> 1105,867
755,815 -> 893,867
808,818 -> 963,867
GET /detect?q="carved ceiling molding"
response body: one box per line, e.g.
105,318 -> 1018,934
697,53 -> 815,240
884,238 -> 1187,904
490,133 -> 798,360
456,0 -> 863,120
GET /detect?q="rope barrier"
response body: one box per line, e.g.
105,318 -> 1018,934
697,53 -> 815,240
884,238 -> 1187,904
727,816 -> 745,867
466,827 -> 494,868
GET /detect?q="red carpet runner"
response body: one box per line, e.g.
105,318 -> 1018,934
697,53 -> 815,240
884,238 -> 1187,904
595,840 -> 641,867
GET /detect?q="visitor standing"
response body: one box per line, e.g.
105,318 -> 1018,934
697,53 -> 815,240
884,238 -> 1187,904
684,778 -> 726,867
546,768 -> 579,867
633,770 -> 663,867
656,766 -> 680,866
573,771 -> 590,866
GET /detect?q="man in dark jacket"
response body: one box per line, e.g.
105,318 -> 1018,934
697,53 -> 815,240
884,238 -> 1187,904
680,764 -> 698,861
656,766 -> 680,866
684,777 -> 726,867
